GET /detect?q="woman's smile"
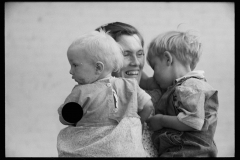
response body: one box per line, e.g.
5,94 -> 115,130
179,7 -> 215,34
125,70 -> 139,76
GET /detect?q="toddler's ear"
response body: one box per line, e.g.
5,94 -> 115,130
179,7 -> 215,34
163,51 -> 173,66
95,61 -> 104,74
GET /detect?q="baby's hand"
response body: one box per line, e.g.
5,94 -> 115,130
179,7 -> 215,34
58,105 -> 63,115
62,102 -> 83,124
146,114 -> 164,131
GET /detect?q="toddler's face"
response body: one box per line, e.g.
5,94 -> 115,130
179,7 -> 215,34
67,48 -> 99,85
148,56 -> 173,89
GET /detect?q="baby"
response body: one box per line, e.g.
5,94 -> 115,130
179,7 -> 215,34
57,30 -> 154,157
145,30 -> 219,157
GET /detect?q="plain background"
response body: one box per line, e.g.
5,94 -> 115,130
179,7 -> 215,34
5,2 -> 234,157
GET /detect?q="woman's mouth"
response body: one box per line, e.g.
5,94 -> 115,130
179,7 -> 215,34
125,71 -> 139,76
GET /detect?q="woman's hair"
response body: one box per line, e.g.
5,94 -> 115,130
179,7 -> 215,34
95,22 -> 144,47
68,29 -> 124,72
147,30 -> 202,70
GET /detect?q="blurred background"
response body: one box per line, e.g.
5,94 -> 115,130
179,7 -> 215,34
5,2 -> 234,157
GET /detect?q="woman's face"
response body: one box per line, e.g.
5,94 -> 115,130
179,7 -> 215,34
113,34 -> 145,84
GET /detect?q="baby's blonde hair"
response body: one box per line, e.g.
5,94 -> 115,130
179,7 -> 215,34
147,30 -> 202,70
69,29 -> 124,72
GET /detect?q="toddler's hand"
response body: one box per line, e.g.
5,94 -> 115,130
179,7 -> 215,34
146,114 -> 164,131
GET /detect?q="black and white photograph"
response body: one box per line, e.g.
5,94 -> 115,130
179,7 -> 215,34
5,2 -> 234,157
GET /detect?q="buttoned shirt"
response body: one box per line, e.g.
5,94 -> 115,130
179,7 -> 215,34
153,70 -> 219,157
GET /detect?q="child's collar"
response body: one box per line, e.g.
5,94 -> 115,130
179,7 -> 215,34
173,70 -> 205,84
95,76 -> 114,83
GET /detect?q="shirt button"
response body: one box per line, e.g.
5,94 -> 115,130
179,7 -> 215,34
106,83 -> 111,87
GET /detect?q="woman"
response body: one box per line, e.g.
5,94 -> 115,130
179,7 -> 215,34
95,22 -> 161,157
57,22 -> 161,157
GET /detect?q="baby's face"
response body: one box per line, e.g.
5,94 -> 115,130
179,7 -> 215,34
67,47 -> 99,85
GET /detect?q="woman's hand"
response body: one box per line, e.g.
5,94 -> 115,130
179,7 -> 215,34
146,114 -> 164,131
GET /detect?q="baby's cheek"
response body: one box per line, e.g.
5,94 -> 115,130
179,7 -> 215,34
90,75 -> 100,83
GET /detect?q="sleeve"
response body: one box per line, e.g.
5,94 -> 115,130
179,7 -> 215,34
63,85 -> 82,104
136,82 -> 152,111
174,86 -> 205,131
58,85 -> 81,116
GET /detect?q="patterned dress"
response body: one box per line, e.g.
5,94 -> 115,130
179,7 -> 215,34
58,117 -> 149,157
142,89 -> 162,157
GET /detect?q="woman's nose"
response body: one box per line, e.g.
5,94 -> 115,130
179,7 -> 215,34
130,55 -> 140,66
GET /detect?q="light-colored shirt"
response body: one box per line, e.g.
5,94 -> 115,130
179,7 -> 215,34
57,76 -> 152,157
173,70 -> 217,131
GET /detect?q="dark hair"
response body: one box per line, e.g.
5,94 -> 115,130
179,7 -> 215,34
95,22 -> 144,47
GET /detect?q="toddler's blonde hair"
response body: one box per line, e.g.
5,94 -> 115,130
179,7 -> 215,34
147,30 -> 202,70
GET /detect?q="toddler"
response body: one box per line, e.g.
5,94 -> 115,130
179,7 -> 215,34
57,30 -> 154,157
145,30 -> 219,157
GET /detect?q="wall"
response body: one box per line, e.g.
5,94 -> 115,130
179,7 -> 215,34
5,2 -> 234,157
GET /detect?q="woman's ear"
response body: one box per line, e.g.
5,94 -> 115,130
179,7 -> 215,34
163,51 -> 173,66
95,61 -> 104,74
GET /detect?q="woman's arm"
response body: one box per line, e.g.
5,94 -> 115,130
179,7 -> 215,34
146,114 -> 195,131
138,100 -> 154,124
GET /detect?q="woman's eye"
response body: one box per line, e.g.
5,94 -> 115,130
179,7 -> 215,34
137,51 -> 144,57
123,51 -> 130,56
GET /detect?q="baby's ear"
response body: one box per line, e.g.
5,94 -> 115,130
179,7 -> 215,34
95,61 -> 104,74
